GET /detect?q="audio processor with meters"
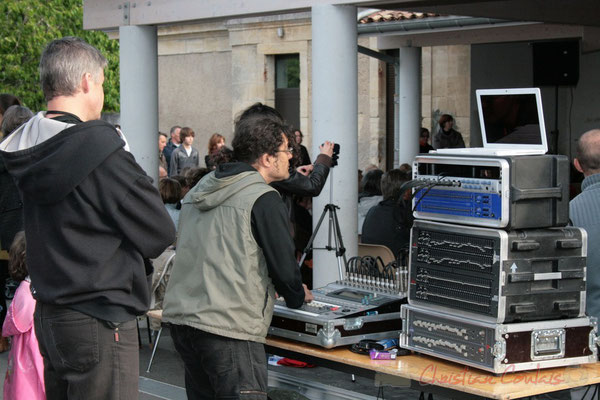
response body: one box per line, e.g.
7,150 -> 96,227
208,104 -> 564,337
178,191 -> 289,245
269,282 -> 406,348
408,220 -> 586,323
400,304 -> 598,373
412,154 -> 569,229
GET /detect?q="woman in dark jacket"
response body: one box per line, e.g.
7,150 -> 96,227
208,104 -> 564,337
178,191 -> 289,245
362,169 -> 413,260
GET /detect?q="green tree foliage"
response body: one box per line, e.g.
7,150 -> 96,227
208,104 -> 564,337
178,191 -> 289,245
0,0 -> 119,112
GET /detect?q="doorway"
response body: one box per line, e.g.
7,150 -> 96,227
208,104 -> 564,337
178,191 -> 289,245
275,54 -> 300,128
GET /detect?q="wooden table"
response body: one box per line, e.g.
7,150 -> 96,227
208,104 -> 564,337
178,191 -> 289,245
266,336 -> 600,400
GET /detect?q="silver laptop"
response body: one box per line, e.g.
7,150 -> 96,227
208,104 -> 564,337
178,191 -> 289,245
433,88 -> 548,156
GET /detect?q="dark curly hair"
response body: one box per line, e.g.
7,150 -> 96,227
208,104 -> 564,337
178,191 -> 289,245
236,102 -> 284,125
8,231 -> 27,282
232,115 -> 286,164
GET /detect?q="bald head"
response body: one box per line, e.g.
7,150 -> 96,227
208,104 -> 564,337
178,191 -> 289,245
575,129 -> 600,176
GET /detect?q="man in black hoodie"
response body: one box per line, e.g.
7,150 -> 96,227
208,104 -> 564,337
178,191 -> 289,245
0,37 -> 176,399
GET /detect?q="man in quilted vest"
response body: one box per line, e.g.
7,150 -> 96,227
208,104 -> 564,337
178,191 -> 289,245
163,109 -> 313,400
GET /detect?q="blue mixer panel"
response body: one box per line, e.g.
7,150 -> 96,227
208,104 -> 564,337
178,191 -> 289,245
414,189 -> 502,220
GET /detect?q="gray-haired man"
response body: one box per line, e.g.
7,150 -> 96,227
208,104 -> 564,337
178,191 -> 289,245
0,37 -> 176,399
163,124 -> 181,169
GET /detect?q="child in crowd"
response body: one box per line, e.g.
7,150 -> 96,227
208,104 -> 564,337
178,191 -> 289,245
169,127 -> 199,176
2,232 -> 45,399
159,178 -> 182,230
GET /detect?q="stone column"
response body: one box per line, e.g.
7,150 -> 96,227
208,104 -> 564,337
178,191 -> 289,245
311,4 -> 358,288
119,25 -> 159,183
398,46 -> 421,166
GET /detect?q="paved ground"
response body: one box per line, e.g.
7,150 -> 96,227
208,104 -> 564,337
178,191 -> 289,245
137,321 -> 443,400
0,319 -> 444,399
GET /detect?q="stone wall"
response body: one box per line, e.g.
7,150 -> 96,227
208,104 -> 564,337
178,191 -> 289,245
358,36 -> 386,169
421,45 -> 471,146
148,15 -> 465,167
157,22 -> 233,162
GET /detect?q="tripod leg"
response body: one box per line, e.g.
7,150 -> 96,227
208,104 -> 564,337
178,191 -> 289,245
299,205 -> 331,267
330,206 -> 347,281
330,207 -> 347,261
327,207 -> 335,251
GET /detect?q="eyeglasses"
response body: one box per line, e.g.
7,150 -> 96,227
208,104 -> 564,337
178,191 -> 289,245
275,147 -> 294,154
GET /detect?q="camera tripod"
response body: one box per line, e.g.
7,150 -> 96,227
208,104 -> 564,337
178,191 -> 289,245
298,169 -> 347,281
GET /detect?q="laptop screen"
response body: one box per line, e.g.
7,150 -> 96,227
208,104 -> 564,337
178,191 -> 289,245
476,88 -> 548,152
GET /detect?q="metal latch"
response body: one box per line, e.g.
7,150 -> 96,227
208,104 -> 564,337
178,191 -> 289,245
530,328 -> 565,360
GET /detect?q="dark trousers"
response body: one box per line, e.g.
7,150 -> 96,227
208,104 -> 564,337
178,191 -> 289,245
34,303 -> 139,400
171,324 -> 268,400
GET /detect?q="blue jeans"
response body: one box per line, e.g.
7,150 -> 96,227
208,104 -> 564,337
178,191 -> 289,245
171,324 -> 268,400
34,303 -> 139,400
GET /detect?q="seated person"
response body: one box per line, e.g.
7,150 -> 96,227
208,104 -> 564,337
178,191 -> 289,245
185,166 -> 210,189
361,169 -> 413,259
358,169 -> 383,234
159,178 -> 182,230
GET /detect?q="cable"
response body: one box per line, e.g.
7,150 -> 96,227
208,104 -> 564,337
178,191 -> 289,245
399,179 -> 434,201
411,175 -> 455,212
569,86 -> 574,159
384,261 -> 397,276
346,256 -> 361,275
412,182 -> 437,212
374,256 -> 386,276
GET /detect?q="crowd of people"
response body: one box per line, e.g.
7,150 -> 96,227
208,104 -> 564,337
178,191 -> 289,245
0,34 -> 599,400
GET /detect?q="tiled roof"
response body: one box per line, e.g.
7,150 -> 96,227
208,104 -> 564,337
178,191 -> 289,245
359,10 -> 440,24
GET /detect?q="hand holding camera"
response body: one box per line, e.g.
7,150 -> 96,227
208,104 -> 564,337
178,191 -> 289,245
320,141 -> 335,157
320,141 -> 340,167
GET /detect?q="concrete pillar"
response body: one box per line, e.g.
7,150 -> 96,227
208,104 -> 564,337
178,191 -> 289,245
397,47 -> 421,166
311,4 -> 358,288
119,26 -> 158,183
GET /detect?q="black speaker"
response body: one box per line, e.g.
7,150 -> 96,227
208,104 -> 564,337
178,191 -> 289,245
532,40 -> 579,86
